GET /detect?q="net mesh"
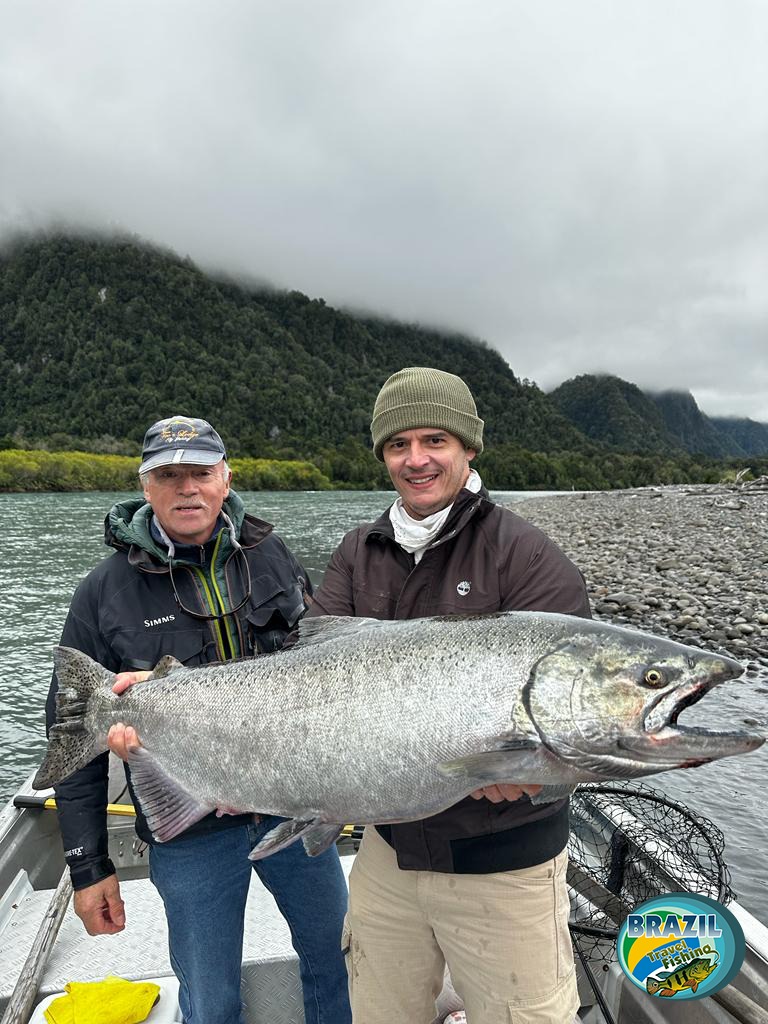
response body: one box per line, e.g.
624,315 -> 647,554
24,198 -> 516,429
567,781 -> 734,965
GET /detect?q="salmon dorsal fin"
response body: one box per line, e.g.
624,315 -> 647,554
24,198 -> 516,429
150,655 -> 185,679
294,615 -> 385,648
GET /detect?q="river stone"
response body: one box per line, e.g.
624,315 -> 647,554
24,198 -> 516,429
604,592 -> 642,607
508,484 -> 768,669
656,558 -> 681,571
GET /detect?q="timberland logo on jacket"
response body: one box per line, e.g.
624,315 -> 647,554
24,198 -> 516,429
144,614 -> 176,628
456,580 -> 471,596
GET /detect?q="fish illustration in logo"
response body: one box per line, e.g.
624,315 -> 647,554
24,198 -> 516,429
646,954 -> 719,996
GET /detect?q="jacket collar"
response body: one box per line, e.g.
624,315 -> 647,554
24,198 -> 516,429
104,490 -> 274,569
365,485 -> 495,548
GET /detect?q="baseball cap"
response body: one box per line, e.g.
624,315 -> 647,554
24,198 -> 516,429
139,416 -> 227,475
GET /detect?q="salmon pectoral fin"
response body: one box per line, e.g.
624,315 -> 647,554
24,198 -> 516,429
126,746 -> 215,842
248,818 -> 342,861
437,741 -> 545,786
529,784 -> 577,803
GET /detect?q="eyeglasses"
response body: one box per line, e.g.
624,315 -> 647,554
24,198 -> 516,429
167,544 -> 252,621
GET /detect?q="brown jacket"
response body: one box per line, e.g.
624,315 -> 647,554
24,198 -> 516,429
310,487 -> 591,873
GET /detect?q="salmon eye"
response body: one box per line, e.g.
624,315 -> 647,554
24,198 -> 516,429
644,667 -> 666,687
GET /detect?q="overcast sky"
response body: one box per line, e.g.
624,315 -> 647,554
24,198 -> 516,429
2,1 -> 766,420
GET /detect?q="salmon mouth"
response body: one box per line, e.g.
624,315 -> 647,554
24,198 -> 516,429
622,654 -> 765,765
624,724 -> 766,767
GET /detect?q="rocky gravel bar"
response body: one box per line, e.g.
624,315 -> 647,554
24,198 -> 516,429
512,477 -> 768,673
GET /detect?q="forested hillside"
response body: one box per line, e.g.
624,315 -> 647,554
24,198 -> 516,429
1,233 -> 765,490
0,234 -> 584,456
550,374 -> 768,459
648,390 -> 739,458
548,375 -> 679,452
711,416 -> 768,457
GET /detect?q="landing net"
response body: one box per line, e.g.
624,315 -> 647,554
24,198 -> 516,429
567,781 -> 734,965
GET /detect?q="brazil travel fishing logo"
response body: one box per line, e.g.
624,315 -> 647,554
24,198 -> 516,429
617,892 -> 745,1000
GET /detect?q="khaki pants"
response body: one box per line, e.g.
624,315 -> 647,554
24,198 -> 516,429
343,826 -> 578,1024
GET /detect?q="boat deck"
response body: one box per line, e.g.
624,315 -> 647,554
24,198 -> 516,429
2,772 -> 767,1024
1,860 -> 355,1023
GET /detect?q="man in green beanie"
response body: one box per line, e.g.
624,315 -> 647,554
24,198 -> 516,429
310,367 -> 590,1024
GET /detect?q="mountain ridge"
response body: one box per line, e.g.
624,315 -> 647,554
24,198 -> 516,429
0,232 -> 587,457
1,232 -> 765,469
549,375 -> 766,457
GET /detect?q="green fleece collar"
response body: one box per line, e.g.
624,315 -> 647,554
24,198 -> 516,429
107,490 -> 247,563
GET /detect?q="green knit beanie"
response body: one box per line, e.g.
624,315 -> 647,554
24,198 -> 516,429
371,367 -> 485,461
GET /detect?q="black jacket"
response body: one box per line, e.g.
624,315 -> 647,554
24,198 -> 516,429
46,492 -> 311,890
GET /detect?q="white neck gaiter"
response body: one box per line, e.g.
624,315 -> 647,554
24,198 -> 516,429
389,469 -> 482,563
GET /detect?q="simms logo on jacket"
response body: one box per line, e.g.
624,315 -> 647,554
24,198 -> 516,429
144,615 -> 176,628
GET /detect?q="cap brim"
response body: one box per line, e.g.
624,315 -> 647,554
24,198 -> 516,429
139,449 -> 226,475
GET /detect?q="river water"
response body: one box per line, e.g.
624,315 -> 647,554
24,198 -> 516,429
0,489 -> 764,926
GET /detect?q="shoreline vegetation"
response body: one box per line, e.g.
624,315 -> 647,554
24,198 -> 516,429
0,449 -> 331,492
1,446 -> 766,494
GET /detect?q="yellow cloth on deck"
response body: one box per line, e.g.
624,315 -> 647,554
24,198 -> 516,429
43,975 -> 161,1024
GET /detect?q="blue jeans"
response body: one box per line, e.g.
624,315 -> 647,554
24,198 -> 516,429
148,816 -> 351,1024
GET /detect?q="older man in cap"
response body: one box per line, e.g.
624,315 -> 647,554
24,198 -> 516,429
45,415 -> 351,1024
310,369 -> 591,1024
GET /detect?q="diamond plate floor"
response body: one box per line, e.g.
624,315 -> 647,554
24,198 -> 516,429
1,855 -> 354,1024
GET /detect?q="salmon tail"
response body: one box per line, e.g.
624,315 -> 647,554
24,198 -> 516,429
33,647 -> 113,789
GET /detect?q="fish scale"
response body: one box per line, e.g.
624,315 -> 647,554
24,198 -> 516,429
36,611 -> 763,860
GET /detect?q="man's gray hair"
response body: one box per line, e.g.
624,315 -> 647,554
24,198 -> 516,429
140,460 -> 230,488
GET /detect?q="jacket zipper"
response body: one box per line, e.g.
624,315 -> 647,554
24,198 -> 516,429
392,500 -> 482,618
206,531 -> 239,658
223,549 -> 247,655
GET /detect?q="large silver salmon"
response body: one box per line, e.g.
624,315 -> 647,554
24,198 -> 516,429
36,612 -> 764,859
